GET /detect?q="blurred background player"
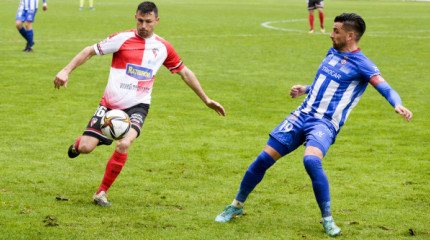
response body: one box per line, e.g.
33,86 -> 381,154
79,0 -> 95,11
15,0 -> 48,52
54,1 -> 225,207
215,13 -> 412,237
307,0 -> 324,33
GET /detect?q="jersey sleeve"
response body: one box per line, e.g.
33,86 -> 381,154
162,41 -> 184,74
93,32 -> 128,56
358,58 -> 381,81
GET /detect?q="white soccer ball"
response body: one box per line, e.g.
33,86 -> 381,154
100,110 -> 131,140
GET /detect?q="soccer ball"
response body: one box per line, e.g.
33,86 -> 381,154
100,110 -> 131,140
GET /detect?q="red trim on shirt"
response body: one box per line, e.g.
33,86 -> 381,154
351,48 -> 361,53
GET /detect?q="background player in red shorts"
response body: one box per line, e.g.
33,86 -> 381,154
54,1 -> 225,206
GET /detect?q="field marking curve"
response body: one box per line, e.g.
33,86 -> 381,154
261,17 -> 430,39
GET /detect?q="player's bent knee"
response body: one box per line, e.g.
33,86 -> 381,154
15,22 -> 23,29
77,136 -> 99,153
78,144 -> 96,154
116,140 -> 131,153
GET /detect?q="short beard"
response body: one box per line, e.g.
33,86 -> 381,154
333,41 -> 346,51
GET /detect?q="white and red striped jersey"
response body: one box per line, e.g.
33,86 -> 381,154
93,29 -> 184,109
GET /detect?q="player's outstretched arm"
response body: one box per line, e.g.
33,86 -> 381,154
290,85 -> 307,98
370,75 -> 413,122
176,66 -> 226,116
54,46 -> 96,89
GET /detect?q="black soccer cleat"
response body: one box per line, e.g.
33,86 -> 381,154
22,42 -> 30,51
68,144 -> 80,158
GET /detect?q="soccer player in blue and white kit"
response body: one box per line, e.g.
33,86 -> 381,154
215,13 -> 413,237
15,0 -> 48,52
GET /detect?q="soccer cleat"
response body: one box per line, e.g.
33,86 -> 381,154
68,143 -> 80,158
323,219 -> 341,237
320,26 -> 325,33
22,42 -> 30,51
93,191 -> 112,207
79,7 -> 83,10
308,29 -> 314,34
25,47 -> 34,53
90,7 -> 95,10
215,204 -> 243,223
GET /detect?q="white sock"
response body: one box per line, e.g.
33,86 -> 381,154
231,199 -> 244,208
323,216 -> 333,221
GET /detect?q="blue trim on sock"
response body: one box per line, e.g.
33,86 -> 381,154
235,151 -> 275,202
303,155 -> 331,217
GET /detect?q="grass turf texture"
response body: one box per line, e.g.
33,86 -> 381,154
0,0 -> 429,239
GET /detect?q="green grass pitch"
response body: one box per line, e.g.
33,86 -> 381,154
0,0 -> 429,239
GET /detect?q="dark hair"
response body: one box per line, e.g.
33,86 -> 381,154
137,1 -> 158,17
334,13 -> 366,41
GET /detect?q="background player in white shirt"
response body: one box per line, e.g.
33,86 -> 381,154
15,0 -> 48,52
215,13 -> 412,237
54,1 -> 225,207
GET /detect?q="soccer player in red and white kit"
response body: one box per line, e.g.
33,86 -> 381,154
54,1 -> 225,206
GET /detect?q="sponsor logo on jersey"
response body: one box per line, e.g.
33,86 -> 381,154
322,66 -> 342,80
126,63 -> 153,80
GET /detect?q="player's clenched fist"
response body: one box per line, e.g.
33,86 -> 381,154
54,70 -> 69,89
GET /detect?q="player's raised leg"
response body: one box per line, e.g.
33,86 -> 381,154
215,141 -> 282,222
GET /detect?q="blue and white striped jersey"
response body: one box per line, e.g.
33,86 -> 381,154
18,0 -> 44,11
294,47 -> 381,132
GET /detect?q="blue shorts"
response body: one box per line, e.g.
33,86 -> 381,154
268,112 -> 336,157
16,8 -> 37,22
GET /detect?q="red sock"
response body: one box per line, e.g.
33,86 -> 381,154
97,150 -> 128,194
74,136 -> 82,153
319,13 -> 324,27
309,15 -> 314,30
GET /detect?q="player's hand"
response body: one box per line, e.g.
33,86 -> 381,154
290,85 -> 307,98
395,105 -> 413,122
205,99 -> 226,116
54,70 -> 69,89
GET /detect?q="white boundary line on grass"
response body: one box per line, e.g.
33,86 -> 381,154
261,17 -> 430,39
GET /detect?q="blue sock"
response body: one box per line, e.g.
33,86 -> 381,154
235,151 -> 276,203
27,29 -> 34,47
18,28 -> 28,41
303,155 -> 331,217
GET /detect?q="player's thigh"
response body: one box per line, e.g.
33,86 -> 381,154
316,0 -> 324,9
307,0 -> 317,10
83,105 -> 114,146
269,118 -> 305,157
25,9 -> 37,23
304,122 -> 335,157
123,103 -> 150,138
